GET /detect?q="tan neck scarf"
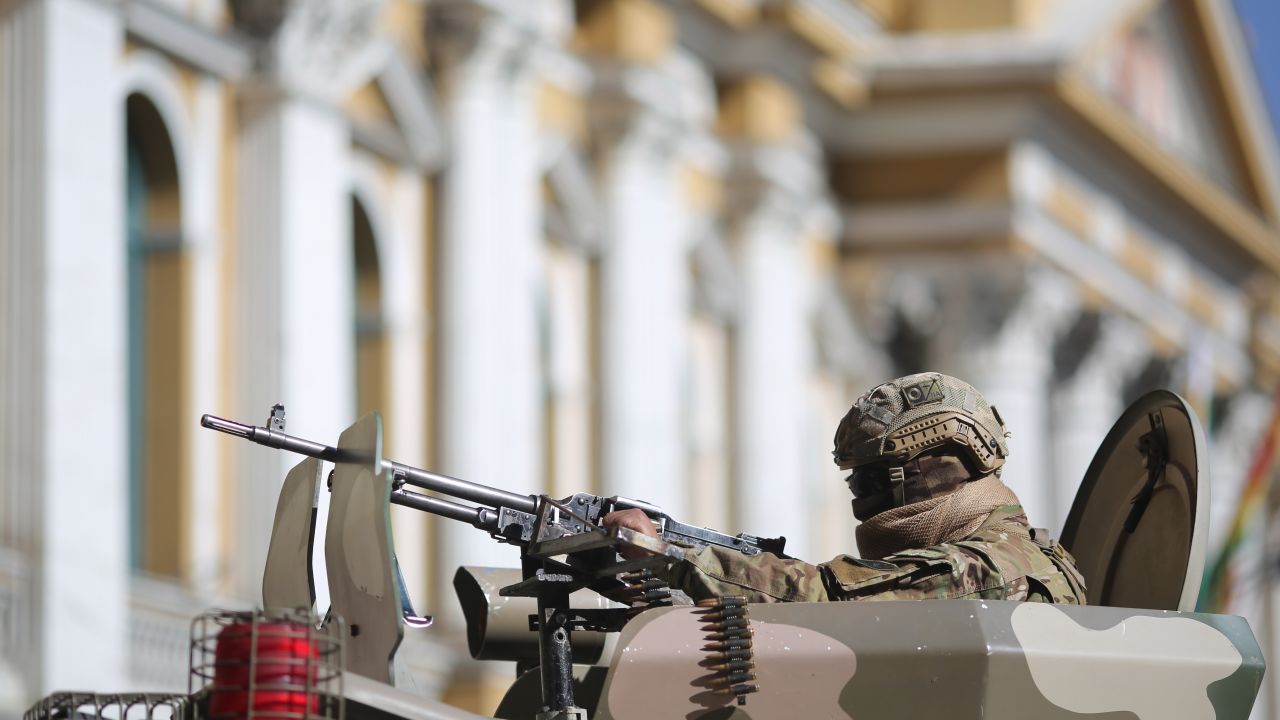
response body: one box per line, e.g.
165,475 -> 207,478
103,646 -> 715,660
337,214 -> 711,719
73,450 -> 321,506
854,475 -> 1021,560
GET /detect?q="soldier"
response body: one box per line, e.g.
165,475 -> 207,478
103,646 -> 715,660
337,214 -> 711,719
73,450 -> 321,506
603,372 -> 1088,604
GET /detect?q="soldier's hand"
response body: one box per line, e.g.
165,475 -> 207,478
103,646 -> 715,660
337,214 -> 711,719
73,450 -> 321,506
601,508 -> 658,560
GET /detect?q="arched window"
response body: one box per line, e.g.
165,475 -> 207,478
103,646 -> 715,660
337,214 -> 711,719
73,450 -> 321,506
353,196 -> 387,420
125,93 -> 187,579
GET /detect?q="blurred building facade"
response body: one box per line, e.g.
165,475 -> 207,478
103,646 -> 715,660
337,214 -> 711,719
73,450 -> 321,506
3,0 -> 1280,715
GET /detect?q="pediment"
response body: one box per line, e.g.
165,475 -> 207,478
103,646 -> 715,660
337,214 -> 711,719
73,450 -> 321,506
1076,0 -> 1279,220
344,47 -> 445,171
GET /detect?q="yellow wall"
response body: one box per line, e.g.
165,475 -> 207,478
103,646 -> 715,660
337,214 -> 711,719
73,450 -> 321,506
861,0 -> 1047,32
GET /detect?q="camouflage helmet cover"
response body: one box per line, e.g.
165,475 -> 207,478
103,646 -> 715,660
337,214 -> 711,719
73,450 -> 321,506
833,372 -> 1010,474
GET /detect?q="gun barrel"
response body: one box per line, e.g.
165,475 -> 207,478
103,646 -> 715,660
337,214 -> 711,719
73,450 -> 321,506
391,464 -> 536,515
201,413 -> 538,514
202,414 -> 337,459
392,488 -> 499,532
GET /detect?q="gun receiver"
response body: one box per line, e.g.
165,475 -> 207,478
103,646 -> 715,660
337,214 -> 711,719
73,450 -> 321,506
201,413 -> 786,557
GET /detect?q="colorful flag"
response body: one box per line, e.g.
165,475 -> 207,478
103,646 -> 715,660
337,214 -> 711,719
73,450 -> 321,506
1200,393 -> 1280,612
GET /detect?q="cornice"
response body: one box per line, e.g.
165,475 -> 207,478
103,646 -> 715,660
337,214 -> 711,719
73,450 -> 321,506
125,0 -> 254,80
836,64 -> 1280,281
1054,73 -> 1280,277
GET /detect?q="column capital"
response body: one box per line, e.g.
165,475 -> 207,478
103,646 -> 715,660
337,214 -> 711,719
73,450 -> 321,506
870,261 -> 1081,373
427,0 -> 565,92
232,0 -> 389,104
587,52 -> 717,166
690,229 -> 741,322
724,133 -> 836,239
1056,310 -> 1152,392
974,264 -> 1080,351
719,76 -> 835,237
1213,389 -> 1273,453
579,0 -> 715,165
815,281 -> 892,382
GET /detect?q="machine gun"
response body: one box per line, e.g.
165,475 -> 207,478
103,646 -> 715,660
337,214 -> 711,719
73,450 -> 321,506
202,410 -> 785,559
202,407 -> 785,720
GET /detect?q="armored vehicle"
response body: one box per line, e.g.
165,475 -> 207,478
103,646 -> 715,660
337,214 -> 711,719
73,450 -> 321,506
27,391 -> 1265,720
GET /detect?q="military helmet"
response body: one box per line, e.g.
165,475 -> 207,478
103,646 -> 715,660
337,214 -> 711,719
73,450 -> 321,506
833,372 -> 1009,478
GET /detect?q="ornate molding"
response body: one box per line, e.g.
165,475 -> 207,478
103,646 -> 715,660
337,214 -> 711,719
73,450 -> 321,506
347,46 -> 447,171
715,72 -> 836,236
126,1 -> 254,80
1054,310 -> 1151,391
969,265 -> 1081,366
690,225 -> 741,322
586,50 -> 721,173
427,0 -> 546,92
587,66 -> 687,163
813,280 -> 889,380
723,132 -> 839,251
861,261 -> 1082,374
543,143 -> 605,254
231,0 -> 389,102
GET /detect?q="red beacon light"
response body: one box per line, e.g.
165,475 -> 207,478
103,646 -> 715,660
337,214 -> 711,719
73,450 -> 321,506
190,610 -> 343,720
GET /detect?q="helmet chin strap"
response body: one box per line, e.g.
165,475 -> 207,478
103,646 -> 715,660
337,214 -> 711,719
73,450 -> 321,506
851,453 -> 988,521
888,466 -> 905,507
851,465 -> 906,522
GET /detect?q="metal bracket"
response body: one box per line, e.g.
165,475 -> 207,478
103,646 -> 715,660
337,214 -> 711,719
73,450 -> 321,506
527,607 -> 632,634
499,568 -> 586,598
535,709 -> 588,720
1126,411 -> 1168,533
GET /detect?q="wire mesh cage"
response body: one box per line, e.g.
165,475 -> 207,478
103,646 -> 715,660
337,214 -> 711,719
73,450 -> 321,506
189,609 -> 343,720
23,692 -> 190,720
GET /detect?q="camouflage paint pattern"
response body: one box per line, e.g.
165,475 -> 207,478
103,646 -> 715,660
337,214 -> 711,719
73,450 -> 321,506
606,607 -> 855,719
1010,603 -> 1241,717
594,600 -> 1264,720
666,505 -> 1086,605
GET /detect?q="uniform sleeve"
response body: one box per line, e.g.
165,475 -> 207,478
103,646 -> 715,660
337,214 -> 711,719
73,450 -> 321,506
663,546 -> 833,603
665,539 -> 1023,603
822,544 -> 1013,601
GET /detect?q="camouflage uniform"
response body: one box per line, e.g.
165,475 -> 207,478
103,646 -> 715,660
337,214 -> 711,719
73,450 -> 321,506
666,505 -> 1087,604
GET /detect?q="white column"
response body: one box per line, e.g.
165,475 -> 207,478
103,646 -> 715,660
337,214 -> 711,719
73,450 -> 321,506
811,285 -> 890,559
186,74 -> 227,595
944,267 -> 1079,530
0,0 -> 129,694
382,167 -> 430,600
729,140 -> 833,562
1050,313 -> 1150,531
432,6 -> 545,595
595,100 -> 690,515
735,216 -> 813,554
232,87 -> 354,602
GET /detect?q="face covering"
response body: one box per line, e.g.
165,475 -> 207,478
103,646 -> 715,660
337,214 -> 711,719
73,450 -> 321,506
852,453 -> 1021,560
